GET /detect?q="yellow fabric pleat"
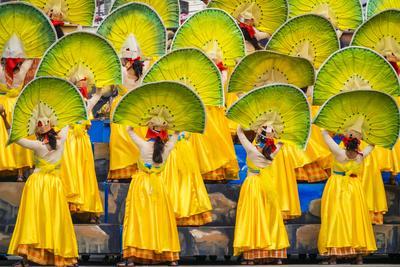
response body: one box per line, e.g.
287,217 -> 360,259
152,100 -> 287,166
318,160 -> 377,255
266,144 -> 302,219
190,106 -> 239,180
0,95 -> 33,171
360,143 -> 388,224
8,160 -> 78,265
234,163 -> 290,256
60,124 -> 103,214
161,135 -> 213,225
123,163 -> 180,261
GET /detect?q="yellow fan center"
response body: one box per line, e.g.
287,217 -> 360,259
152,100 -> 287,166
342,75 -> 372,92
254,69 -> 289,88
251,111 -> 284,137
290,40 -> 315,64
375,36 -> 400,59
142,105 -> 175,128
311,3 -> 338,28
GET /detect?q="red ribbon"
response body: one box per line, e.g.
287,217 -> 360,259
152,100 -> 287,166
239,22 -> 256,38
4,58 -> 24,87
265,138 -> 277,153
340,135 -> 363,156
389,61 -> 400,76
216,62 -> 227,72
51,19 -> 64,27
79,86 -> 89,99
146,128 -> 168,141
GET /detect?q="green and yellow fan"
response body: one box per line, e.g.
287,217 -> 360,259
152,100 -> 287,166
110,0 -> 179,29
207,0 -> 288,35
97,3 -> 166,60
313,46 -> 400,105
314,90 -> 400,148
171,8 -> 245,67
0,2 -> 56,58
143,48 -> 223,106
366,0 -> 400,19
228,51 -> 315,93
9,77 -> 87,144
351,9 -> 400,59
266,14 -> 340,69
21,0 -> 95,26
36,32 -> 122,87
226,83 -> 311,148
112,81 -> 206,133
287,0 -> 363,31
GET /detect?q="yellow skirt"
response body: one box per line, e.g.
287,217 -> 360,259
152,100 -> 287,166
392,140 -> 400,174
233,168 -> 289,259
0,95 -> 33,171
318,174 -> 377,256
108,125 -> 146,179
161,137 -> 212,226
190,106 -> 239,181
123,170 -> 180,263
60,125 -> 103,214
361,149 -> 388,224
267,144 -> 302,219
8,170 -> 78,266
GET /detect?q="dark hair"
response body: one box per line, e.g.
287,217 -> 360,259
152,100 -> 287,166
240,27 -> 262,50
345,138 -> 359,152
261,145 -> 273,161
126,59 -> 144,81
152,137 -> 165,164
37,128 -> 58,150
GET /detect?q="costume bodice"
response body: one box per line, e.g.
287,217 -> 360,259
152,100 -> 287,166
137,159 -> 165,174
246,159 -> 261,174
332,159 -> 362,177
35,158 -> 61,174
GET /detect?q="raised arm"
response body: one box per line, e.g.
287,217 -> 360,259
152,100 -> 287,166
164,131 -> 179,155
127,126 -> 146,149
86,87 -> 102,115
237,125 -> 255,153
254,28 -> 270,41
362,144 -> 375,158
321,129 -> 342,157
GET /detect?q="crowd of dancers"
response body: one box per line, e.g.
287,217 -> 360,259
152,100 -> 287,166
0,0 -> 400,266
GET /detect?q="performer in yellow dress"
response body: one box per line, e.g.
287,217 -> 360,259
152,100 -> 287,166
314,90 -> 399,264
0,2 -> 57,180
60,77 -> 104,221
318,130 -> 376,264
35,32 -> 123,221
3,77 -> 88,267
112,81 -> 206,265
227,84 -> 311,263
234,126 -> 289,264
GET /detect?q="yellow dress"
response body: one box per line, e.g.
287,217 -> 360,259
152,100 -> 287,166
108,94 -> 146,179
161,133 -> 213,226
318,160 -> 377,256
234,160 -> 290,260
0,92 -> 33,172
123,160 -> 180,263
359,143 -> 388,224
190,106 -> 239,181
267,144 -> 302,219
60,123 -> 103,214
8,159 -> 78,266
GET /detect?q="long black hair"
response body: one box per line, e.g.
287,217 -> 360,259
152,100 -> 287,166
256,129 -> 273,161
152,136 -> 166,164
240,27 -> 262,50
345,137 -> 360,152
37,128 -> 58,150
126,59 -> 144,81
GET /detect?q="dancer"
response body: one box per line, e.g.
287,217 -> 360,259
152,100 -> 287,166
112,81 -> 206,265
36,32 -> 123,222
143,48 -> 215,225
0,3 -> 56,180
234,125 -> 288,264
315,90 -> 399,264
4,77 -> 88,267
227,84 -> 311,264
